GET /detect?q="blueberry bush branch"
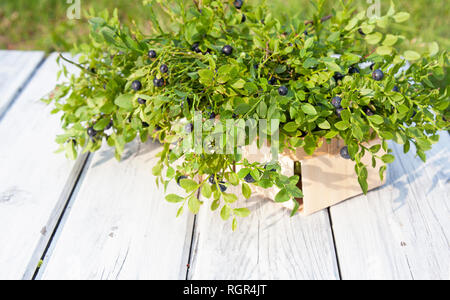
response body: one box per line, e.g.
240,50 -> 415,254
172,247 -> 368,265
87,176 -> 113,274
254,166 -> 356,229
45,0 -> 448,230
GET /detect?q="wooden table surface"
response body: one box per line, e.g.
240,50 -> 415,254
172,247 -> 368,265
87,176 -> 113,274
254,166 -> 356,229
0,51 -> 448,280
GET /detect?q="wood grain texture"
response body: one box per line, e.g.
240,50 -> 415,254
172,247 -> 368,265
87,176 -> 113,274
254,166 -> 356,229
0,50 -> 44,118
40,140 -> 195,280
330,133 -> 450,280
188,187 -> 340,280
0,53 -> 84,279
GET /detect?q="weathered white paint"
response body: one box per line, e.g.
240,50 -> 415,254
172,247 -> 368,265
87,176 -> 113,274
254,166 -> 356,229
40,141 -> 195,280
188,186 -> 340,280
0,50 -> 44,117
0,53 -> 83,279
330,133 -> 450,280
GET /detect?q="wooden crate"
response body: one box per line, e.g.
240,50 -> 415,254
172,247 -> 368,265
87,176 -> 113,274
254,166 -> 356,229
242,138 -> 386,215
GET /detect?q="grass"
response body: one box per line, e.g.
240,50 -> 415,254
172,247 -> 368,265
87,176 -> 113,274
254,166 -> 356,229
0,0 -> 448,52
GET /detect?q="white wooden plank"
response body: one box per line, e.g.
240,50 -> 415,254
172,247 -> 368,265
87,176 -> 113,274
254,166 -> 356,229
0,50 -> 45,118
330,133 -> 450,280
188,188 -> 340,280
40,141 -> 195,280
0,53 -> 84,279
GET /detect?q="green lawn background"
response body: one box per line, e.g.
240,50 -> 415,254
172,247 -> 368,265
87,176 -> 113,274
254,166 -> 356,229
0,0 -> 448,52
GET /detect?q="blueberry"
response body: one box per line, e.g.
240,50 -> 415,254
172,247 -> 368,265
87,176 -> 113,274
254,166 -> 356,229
218,182 -> 227,192
265,164 -> 277,172
392,86 -> 400,92
192,43 -> 201,53
131,80 -> 142,91
177,175 -> 188,186
105,120 -> 113,130
185,123 -> 194,133
234,0 -> 243,9
209,112 -> 216,120
222,45 -> 233,56
244,173 -> 256,183
253,64 -> 259,70
331,96 -> 342,109
232,113 -> 238,119
336,108 -> 344,118
278,86 -> 288,96
241,14 -> 246,23
358,28 -> 366,36
153,77 -> 165,87
333,72 -> 345,82
372,69 -> 384,81
138,98 -> 146,105
87,127 -> 97,137
365,107 -> 374,116
155,125 -> 162,131
148,50 -> 157,59
160,64 -> 169,74
348,66 -> 360,74
369,63 -> 375,71
303,30 -> 308,36
209,174 -> 218,185
268,77 -> 277,85
142,122 -> 150,128
340,146 -> 351,160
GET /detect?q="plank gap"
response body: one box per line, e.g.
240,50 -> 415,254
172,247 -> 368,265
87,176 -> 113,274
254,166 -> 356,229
326,207 -> 343,280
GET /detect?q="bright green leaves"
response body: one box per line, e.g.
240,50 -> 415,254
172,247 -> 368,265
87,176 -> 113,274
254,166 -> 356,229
366,32 -> 383,45
242,183 -> 251,199
301,103 -> 317,115
382,154 -> 395,164
275,188 -> 290,203
198,69 -> 214,86
393,12 -> 410,23
179,178 -> 198,193
165,194 -> 184,203
367,115 -> 384,125
114,94 -> 134,111
403,50 -> 421,61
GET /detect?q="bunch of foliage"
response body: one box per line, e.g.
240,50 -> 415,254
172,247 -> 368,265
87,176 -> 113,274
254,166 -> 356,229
47,0 -> 449,230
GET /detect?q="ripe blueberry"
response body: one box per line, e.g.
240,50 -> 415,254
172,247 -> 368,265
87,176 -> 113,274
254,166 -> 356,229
392,86 -> 400,92
365,107 -> 374,116
348,66 -> 360,74
131,80 -> 142,91
218,182 -> 227,192
138,98 -> 146,105
209,174 -> 218,185
333,72 -> 345,82
268,77 -> 276,85
222,45 -> 233,56
278,86 -> 288,96
340,146 -> 351,160
336,108 -> 344,118
160,64 -> 169,74
153,77 -> 165,87
148,50 -> 157,59
331,96 -> 342,109
192,43 -> 201,53
209,112 -> 216,120
358,28 -> 366,36
87,127 -> 97,137
234,0 -> 243,9
372,69 -> 384,81
142,122 -> 150,128
303,30 -> 308,36
185,123 -> 194,133
244,173 -> 256,183
177,175 -> 188,186
241,14 -> 246,23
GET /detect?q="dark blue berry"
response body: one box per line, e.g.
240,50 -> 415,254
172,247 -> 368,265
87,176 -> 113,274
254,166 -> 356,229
87,127 -> 97,137
331,96 -> 342,109
177,175 -> 188,186
358,28 -> 366,36
209,112 -> 216,119
131,80 -> 142,91
340,146 -> 351,160
244,173 -> 256,183
222,45 -> 233,56
153,77 -> 165,87
333,72 -> 345,82
192,43 -> 201,53
105,120 -> 113,130
365,107 -> 374,116
148,50 -> 157,59
241,14 -> 246,23
209,174 -> 218,185
218,182 -> 227,192
234,0 -> 243,9
278,86 -> 288,96
372,69 -> 384,81
336,108 -> 344,118
348,66 -> 360,74
160,64 -> 169,74
138,98 -> 146,105
268,77 -> 276,85
392,86 -> 400,92
142,122 -> 150,128
303,30 -> 308,36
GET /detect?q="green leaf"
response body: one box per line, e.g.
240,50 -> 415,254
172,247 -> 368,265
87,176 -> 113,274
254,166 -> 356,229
232,217 -> 237,231
365,32 -> 383,45
234,103 -> 251,115
367,115 -> 384,125
403,51 -> 421,61
223,193 -> 238,203
382,154 -> 395,164
393,12 -> 410,23
301,103 -> 317,115
180,179 -> 198,193
242,183 -> 252,199
188,196 -> 201,214
233,208 -> 251,218
383,34 -> 398,46
165,194 -> 184,203
232,79 -> 246,89
275,188 -> 290,203
335,121 -> 349,131
237,168 -> 251,179
283,122 -> 298,132
318,120 -> 331,129
303,58 -> 318,68
198,69 -> 214,85
220,205 -> 231,221
201,183 -> 212,198
93,118 -> 111,131
377,46 -> 392,56
225,172 -> 239,186
114,94 -> 134,111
